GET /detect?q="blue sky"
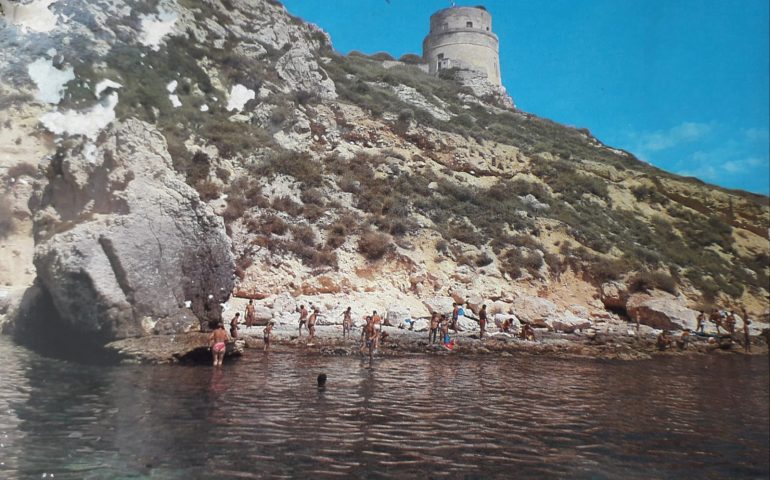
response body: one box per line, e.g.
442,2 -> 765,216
282,0 -> 769,195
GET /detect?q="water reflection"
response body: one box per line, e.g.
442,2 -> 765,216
0,337 -> 767,478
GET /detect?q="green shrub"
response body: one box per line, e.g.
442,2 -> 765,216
0,195 -> 14,238
629,271 -> 678,295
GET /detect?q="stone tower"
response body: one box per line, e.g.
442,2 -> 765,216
422,5 -> 501,86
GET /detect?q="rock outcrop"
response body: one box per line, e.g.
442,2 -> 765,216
626,292 -> 699,331
28,119 -> 234,342
600,281 -> 629,310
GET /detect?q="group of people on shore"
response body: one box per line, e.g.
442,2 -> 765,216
656,306 -> 753,353
209,299 -> 759,365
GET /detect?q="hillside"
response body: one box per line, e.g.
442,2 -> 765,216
0,0 -> 768,349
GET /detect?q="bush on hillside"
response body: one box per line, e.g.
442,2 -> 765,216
0,196 -> 14,238
629,271 -> 678,295
358,231 -> 392,261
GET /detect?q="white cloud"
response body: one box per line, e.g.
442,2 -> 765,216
743,127 -> 769,142
633,121 -> 712,152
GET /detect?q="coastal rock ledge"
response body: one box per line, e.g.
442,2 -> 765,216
20,119 -> 234,347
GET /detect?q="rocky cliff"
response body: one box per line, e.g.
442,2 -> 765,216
0,0 -> 768,358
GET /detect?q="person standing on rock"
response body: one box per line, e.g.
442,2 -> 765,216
245,300 -> 256,327
726,311 -> 737,337
263,322 -> 273,352
209,322 -> 229,367
230,312 -> 240,339
440,314 -> 450,344
478,305 -> 488,339
429,312 -> 439,344
696,311 -> 706,334
342,307 -> 353,339
360,315 -> 372,352
740,307 -> 751,353
451,303 -> 460,333
298,305 -> 308,337
308,308 -> 319,340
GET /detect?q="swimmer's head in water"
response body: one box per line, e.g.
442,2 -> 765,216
317,373 -> 327,387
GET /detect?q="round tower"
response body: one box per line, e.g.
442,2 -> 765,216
422,5 -> 501,86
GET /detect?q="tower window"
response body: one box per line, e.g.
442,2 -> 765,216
466,21 -> 473,28
437,53 -> 444,60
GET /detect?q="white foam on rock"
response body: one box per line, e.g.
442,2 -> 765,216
226,84 -> 255,112
139,9 -> 178,51
40,92 -> 119,140
200,104 -> 209,112
94,79 -> 122,97
0,0 -> 58,33
27,57 -> 74,104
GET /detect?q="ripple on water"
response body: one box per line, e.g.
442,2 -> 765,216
0,338 -> 767,478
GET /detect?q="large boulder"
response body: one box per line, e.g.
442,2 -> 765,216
512,295 -> 558,323
626,292 -> 698,331
601,281 -> 629,309
28,119 -> 234,342
422,296 -> 455,316
551,310 -> 592,333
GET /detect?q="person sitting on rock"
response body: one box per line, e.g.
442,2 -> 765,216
656,330 -> 672,351
245,299 -> 256,327
501,318 -> 512,333
298,304 -> 308,337
342,307 -> 353,339
230,312 -> 240,339
675,330 -> 690,350
209,322 -> 229,367
263,322 -> 273,351
308,308 -> 319,340
519,323 -> 535,341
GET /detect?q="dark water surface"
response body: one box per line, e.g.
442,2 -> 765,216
0,337 -> 767,479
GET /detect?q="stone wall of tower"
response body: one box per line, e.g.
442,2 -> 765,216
422,6 -> 501,86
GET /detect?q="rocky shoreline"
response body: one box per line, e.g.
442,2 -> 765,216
99,322 -> 767,364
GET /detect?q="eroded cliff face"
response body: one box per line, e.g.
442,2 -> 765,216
0,0 -> 768,354
30,119 -> 233,340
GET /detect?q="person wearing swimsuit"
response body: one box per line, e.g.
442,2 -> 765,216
209,322 -> 229,367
